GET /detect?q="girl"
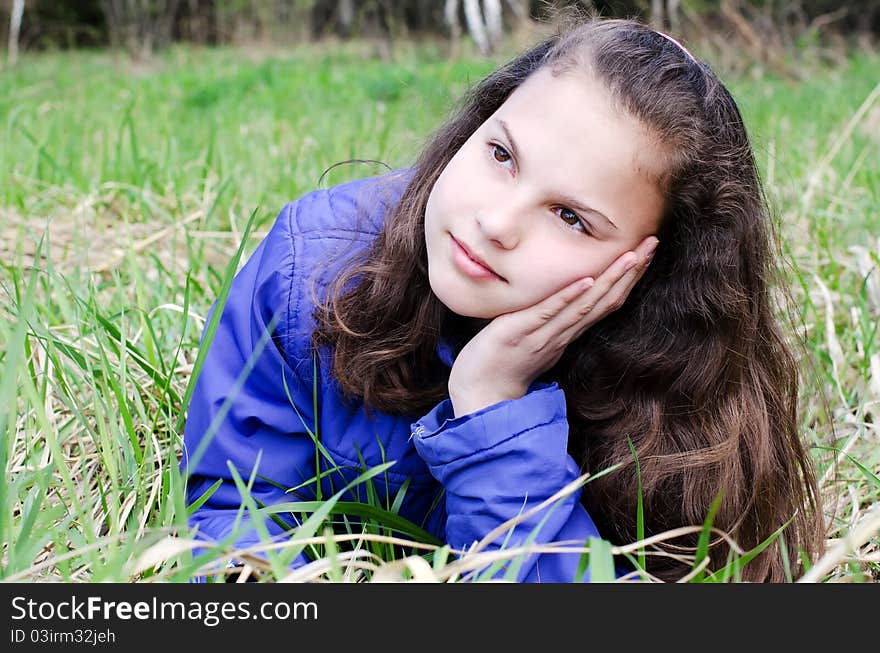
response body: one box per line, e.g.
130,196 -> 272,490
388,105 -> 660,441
181,16 -> 825,582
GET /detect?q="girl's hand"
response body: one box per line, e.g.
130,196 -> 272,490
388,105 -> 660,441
448,236 -> 659,417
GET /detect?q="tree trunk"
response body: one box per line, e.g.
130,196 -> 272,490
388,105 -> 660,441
8,0 -> 25,64
484,0 -> 502,49
504,0 -> 528,23
373,0 -> 395,62
444,0 -> 462,58
651,0 -> 665,29
668,0 -> 681,33
338,0 -> 354,38
463,0 -> 490,55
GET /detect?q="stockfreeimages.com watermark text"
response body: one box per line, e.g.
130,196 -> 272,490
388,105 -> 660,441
10,595 -> 317,628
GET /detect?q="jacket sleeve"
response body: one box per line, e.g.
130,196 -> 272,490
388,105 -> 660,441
410,381 -> 603,582
181,199 -> 318,575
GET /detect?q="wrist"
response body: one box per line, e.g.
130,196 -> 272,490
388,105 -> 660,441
449,382 -> 527,418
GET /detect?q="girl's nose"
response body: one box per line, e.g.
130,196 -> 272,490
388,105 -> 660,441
476,204 -> 522,250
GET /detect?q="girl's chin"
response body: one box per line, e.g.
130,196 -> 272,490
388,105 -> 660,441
429,278 -> 520,320
435,294 -> 498,321
446,304 -> 496,320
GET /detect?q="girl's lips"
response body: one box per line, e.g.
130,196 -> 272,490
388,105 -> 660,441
450,235 -> 505,281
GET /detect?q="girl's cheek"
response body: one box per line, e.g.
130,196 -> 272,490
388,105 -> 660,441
586,245 -> 627,278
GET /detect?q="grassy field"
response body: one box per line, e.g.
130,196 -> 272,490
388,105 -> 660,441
1,36 -> 878,583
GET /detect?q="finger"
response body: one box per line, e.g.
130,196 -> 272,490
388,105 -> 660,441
597,240 -> 656,309
523,236 -> 657,339
553,238 -> 658,340
586,249 -> 640,301
588,236 -> 658,303
546,250 -> 639,336
523,252 -> 633,344
611,236 -> 659,301
512,275 -> 594,334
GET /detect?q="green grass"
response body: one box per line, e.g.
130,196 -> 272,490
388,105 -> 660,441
1,37 -> 878,582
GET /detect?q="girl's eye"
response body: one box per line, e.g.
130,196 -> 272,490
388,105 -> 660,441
491,144 -> 513,167
555,207 -> 592,236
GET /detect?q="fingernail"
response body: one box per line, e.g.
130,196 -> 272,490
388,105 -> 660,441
624,255 -> 637,271
646,238 -> 659,260
581,277 -> 594,290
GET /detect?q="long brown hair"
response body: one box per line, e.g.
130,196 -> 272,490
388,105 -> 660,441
311,16 -> 825,581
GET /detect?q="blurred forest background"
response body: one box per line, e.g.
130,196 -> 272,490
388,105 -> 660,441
3,1 -> 878,65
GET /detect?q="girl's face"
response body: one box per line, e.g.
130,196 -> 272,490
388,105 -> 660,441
424,67 -> 666,320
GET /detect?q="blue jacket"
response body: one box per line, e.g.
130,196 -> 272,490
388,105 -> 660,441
181,168 -> 605,582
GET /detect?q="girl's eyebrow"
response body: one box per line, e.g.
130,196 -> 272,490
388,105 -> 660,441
495,118 -> 618,231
